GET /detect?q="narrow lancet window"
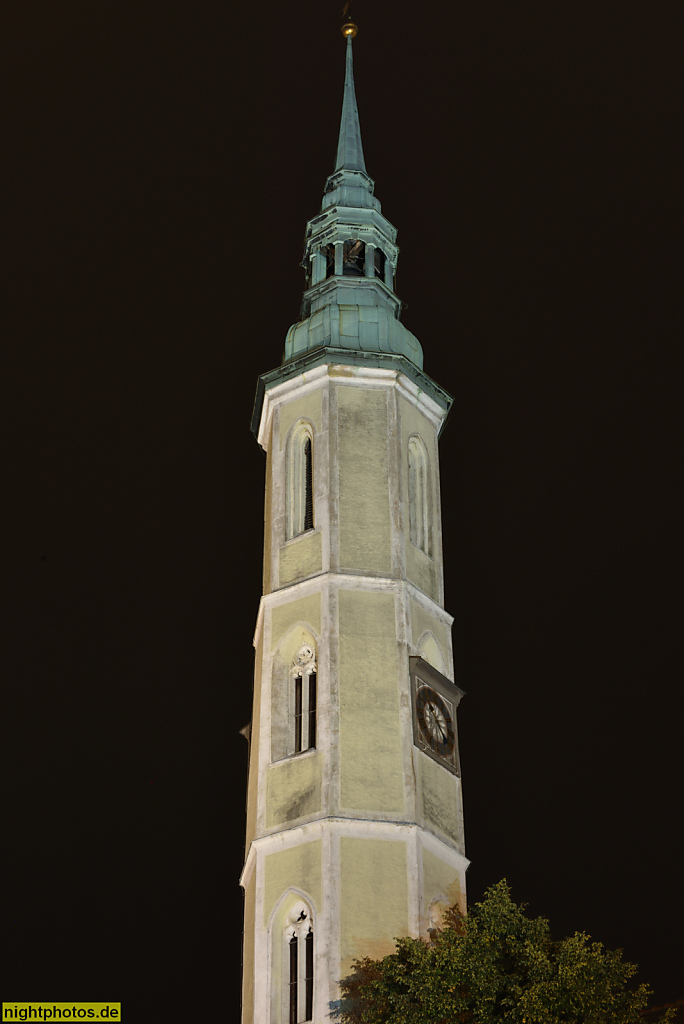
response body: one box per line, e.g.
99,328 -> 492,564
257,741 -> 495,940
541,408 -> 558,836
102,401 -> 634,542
304,436 -> 313,531
294,675 -> 303,754
289,934 -> 298,1024
287,424 -> 314,539
281,900 -> 315,1024
290,644 -> 317,757
408,436 -> 430,555
307,672 -> 317,750
305,928 -> 314,1021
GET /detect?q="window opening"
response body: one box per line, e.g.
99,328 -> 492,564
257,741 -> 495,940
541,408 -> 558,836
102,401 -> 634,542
322,243 -> 335,280
308,673 -> 317,749
288,425 -> 314,539
283,901 -> 314,1024
305,929 -> 314,1021
289,934 -> 298,1024
408,436 -> 430,554
291,645 -> 317,758
343,239 -> 365,276
294,675 -> 303,754
304,436 -> 313,531
374,247 -> 386,280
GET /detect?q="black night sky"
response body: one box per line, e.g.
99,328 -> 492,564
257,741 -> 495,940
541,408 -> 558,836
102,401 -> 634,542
3,2 -> 681,1020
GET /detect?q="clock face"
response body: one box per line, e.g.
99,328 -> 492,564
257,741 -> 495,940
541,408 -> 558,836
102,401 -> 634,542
415,686 -> 455,758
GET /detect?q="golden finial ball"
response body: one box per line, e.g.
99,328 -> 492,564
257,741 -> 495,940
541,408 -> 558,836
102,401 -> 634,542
341,22 -> 358,38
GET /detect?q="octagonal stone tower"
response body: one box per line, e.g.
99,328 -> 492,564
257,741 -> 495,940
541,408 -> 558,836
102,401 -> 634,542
241,26 -> 468,1024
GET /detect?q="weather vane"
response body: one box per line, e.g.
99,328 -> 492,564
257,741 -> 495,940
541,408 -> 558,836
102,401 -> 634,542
341,0 -> 358,37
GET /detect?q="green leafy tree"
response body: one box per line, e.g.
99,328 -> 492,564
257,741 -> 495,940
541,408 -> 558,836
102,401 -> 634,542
335,880 -> 672,1024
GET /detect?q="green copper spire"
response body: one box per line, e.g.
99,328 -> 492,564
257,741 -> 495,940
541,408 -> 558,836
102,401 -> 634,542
250,20 -> 454,439
322,25 -> 377,213
280,23 -> 425,374
334,33 -> 366,174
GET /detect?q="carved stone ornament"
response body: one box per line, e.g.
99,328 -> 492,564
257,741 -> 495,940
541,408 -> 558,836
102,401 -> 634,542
294,644 -> 316,671
287,901 -> 309,927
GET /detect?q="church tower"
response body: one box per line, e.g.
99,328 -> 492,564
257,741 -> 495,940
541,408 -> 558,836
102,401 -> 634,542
240,22 -> 468,1023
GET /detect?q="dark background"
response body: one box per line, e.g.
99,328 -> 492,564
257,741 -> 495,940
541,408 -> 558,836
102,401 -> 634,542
3,0 -> 681,1019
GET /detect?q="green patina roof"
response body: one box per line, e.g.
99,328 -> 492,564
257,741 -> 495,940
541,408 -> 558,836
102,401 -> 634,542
252,30 -> 449,437
335,34 -> 366,175
284,303 -> 423,368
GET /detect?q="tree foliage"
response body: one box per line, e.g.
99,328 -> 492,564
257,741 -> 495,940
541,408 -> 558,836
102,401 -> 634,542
335,880 -> 672,1024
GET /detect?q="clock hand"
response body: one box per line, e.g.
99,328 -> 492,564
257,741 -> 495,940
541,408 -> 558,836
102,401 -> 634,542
426,704 -> 445,740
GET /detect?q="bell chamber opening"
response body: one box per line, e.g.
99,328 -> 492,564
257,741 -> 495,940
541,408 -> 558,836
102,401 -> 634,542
342,239 -> 365,276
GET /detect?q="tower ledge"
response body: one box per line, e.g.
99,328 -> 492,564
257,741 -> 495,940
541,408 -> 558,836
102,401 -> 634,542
251,346 -> 452,443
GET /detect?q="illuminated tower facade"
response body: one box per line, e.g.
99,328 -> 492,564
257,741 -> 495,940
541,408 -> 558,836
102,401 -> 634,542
240,23 -> 468,1024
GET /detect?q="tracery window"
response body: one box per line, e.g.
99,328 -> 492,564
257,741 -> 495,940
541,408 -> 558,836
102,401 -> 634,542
292,644 -> 317,755
284,900 -> 314,1023
287,423 -> 314,539
408,435 -> 430,555
271,632 -> 318,763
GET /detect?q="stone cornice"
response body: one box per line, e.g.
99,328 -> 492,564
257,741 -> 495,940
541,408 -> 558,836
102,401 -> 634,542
252,347 -> 453,446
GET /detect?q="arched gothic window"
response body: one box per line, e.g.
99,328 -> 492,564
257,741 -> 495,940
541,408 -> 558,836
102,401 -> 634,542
408,435 -> 430,555
287,423 -> 314,539
292,644 -> 317,755
271,632 -> 318,763
284,900 -> 314,1024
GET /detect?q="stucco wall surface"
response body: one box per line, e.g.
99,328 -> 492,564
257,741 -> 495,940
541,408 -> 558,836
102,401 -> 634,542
337,385 -> 392,574
279,529 -> 323,587
422,846 -> 465,920
266,751 -> 323,828
278,387 -> 323,448
418,752 -> 463,847
270,593 -> 322,649
338,588 -> 403,813
339,836 -> 409,975
406,543 -> 438,604
264,839 -> 323,928
410,596 -> 452,677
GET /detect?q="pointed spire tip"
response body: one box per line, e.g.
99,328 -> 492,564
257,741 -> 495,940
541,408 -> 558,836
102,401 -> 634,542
334,17 -> 366,175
